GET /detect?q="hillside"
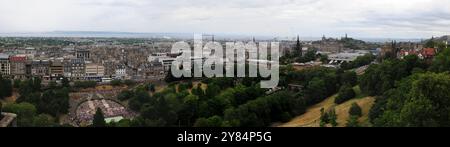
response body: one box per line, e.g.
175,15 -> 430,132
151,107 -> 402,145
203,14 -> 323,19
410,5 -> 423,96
279,92 -> 375,127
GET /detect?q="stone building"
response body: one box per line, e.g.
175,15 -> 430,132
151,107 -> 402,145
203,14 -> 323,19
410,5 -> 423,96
76,49 -> 90,60
31,60 -> 50,80
69,58 -> 86,80
50,60 -> 64,80
0,53 -> 11,76
85,63 -> 105,81
9,55 -> 27,79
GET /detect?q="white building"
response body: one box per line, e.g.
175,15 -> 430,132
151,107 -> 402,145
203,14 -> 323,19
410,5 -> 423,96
148,53 -> 178,71
114,66 -> 127,79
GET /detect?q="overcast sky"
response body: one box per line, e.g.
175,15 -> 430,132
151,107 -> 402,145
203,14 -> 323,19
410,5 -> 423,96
0,0 -> 449,38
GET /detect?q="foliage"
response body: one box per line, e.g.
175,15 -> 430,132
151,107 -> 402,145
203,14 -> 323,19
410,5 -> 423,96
193,116 -> 225,127
118,90 -> 134,101
73,81 -> 97,89
340,54 -> 375,70
360,59 -> 410,96
340,71 -> 358,86
61,77 -> 70,88
93,108 -> 106,127
346,115 -> 360,127
110,79 -> 123,86
349,102 -> 362,117
335,84 -> 356,104
124,80 -> 136,86
371,72 -> 450,127
430,47 -> 450,72
0,75 -> 13,99
128,89 -> 152,111
223,91 -> 305,127
320,108 -> 338,127
37,88 -> 70,116
3,103 -> 36,126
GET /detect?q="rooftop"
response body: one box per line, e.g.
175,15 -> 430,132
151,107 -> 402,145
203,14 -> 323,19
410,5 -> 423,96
0,112 -> 17,127
0,53 -> 9,59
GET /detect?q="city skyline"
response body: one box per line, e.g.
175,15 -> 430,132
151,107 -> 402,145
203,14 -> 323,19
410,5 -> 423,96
0,0 -> 449,38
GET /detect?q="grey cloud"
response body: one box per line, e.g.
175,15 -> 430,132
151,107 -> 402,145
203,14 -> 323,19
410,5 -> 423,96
359,10 -> 450,32
0,0 -> 449,38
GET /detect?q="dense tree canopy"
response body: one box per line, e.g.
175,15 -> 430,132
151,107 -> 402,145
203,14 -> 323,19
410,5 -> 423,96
335,84 -> 356,104
371,72 -> 450,127
430,47 -> 450,72
0,75 -> 13,100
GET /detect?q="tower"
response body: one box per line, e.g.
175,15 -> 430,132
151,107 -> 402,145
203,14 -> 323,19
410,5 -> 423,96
296,35 -> 302,57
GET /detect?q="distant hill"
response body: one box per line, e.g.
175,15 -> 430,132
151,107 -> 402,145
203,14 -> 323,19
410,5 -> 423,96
434,35 -> 450,42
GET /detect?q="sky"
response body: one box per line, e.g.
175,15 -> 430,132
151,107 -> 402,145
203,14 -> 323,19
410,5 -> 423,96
0,0 -> 449,38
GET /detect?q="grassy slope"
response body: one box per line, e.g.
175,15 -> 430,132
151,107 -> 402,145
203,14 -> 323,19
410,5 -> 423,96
279,86 -> 375,127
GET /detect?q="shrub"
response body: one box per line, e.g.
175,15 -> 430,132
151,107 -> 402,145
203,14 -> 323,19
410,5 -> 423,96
335,84 -> 356,104
349,102 -> 362,117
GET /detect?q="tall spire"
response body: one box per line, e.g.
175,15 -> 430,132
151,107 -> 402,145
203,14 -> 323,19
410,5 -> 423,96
296,35 -> 302,57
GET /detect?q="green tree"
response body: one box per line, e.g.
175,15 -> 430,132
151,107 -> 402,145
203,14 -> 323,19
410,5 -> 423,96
148,84 -> 156,92
430,47 -> 450,72
372,72 -> 450,127
124,80 -> 136,86
13,79 -> 21,89
61,77 -> 70,88
424,39 -> 437,48
110,79 -> 122,86
193,116 -> 224,127
32,114 -> 56,127
346,115 -> 360,127
33,77 -> 42,92
205,84 -> 221,99
2,103 -> 37,127
319,108 -> 326,123
349,102 -> 362,117
360,59 -> 410,96
0,75 -> 12,99
93,108 -> 106,127
335,84 -> 356,104
128,89 -> 152,111
179,95 -> 200,126
38,88 -> 70,116
329,108 -> 338,127
118,90 -> 134,101
340,71 -> 357,86
304,77 -> 327,105
320,54 -> 329,63
399,98 -> 438,127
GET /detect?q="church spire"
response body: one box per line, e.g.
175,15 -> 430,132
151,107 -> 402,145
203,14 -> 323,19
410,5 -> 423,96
296,35 -> 302,56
